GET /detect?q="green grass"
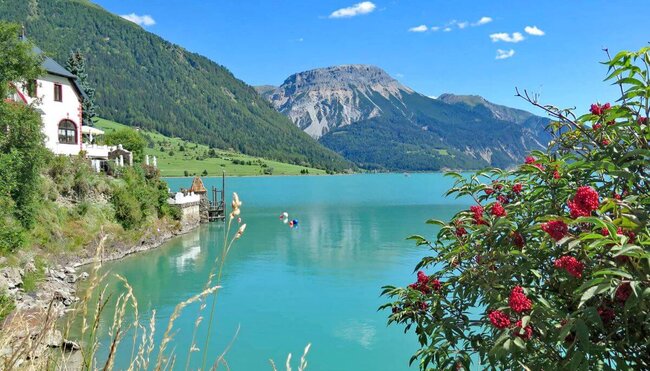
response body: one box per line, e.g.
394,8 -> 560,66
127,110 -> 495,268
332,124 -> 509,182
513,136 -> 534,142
94,118 -> 327,177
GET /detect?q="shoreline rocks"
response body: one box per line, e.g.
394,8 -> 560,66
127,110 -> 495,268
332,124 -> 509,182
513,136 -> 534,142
0,221 -> 200,367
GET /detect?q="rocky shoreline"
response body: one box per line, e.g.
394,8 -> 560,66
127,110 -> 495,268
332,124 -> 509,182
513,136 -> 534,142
0,221 -> 200,368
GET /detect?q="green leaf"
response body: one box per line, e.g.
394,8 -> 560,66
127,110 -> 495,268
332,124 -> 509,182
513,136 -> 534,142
513,336 -> 525,349
425,219 -> 446,227
592,268 -> 633,279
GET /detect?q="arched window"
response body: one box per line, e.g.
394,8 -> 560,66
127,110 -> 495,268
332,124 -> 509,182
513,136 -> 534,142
58,120 -> 77,145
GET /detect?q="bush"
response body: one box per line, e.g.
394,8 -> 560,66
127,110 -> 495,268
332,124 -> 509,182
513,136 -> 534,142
0,292 -> 15,323
263,167 -> 274,175
104,128 -> 146,163
22,259 -> 46,293
0,204 -> 25,254
111,185 -> 143,229
111,165 -> 175,229
382,47 -> 650,370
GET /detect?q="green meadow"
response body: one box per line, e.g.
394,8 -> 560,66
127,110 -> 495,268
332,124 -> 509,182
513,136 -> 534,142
94,118 -> 327,177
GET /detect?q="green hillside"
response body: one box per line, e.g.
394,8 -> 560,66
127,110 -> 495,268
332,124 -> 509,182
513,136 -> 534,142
319,91 -> 550,171
94,118 -> 327,177
0,0 -> 349,171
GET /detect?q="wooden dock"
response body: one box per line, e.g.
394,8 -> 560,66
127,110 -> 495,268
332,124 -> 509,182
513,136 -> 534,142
208,172 -> 226,222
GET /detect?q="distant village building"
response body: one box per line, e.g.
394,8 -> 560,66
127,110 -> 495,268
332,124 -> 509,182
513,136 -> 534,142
9,41 -> 132,171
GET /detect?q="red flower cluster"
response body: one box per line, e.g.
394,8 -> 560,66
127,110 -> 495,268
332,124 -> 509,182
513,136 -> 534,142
455,227 -> 467,237
512,232 -> 525,248
514,320 -> 533,340
602,139 -> 611,146
524,156 -> 544,170
542,220 -> 568,241
490,202 -> 507,217
496,195 -> 509,205
593,122 -> 602,130
567,186 -> 600,218
409,271 -> 441,294
626,230 -> 636,243
512,183 -> 523,194
615,282 -> 632,302
598,305 -> 615,324
639,116 -> 648,125
484,188 -> 494,195
554,256 -> 584,278
470,205 -> 486,225
509,286 -> 532,313
590,102 -> 611,115
601,226 -> 623,236
488,310 -> 511,329
553,170 -> 561,179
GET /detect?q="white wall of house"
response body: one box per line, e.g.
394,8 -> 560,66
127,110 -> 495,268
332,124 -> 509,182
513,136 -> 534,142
17,73 -> 83,156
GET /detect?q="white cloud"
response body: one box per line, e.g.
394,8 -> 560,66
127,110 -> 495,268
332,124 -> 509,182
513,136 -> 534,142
120,13 -> 156,27
490,32 -> 524,43
473,16 -> 493,26
524,26 -> 545,36
496,49 -> 515,60
408,25 -> 428,32
429,17 -> 491,32
329,1 -> 376,18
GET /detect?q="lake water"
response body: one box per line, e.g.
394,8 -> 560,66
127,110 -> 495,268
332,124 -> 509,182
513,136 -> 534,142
91,173 -> 471,370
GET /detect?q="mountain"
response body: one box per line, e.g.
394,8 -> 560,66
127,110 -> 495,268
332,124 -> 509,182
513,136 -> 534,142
261,65 -> 550,171
259,65 -> 415,138
0,0 -> 349,171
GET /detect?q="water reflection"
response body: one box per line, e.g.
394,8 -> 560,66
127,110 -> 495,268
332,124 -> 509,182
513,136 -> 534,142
87,174 -> 470,370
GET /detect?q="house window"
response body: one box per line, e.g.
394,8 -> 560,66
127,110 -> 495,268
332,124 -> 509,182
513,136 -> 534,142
58,120 -> 77,144
26,80 -> 37,98
54,84 -> 62,102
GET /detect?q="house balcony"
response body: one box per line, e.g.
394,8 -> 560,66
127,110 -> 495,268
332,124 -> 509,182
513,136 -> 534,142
51,142 -> 82,156
83,143 -> 115,159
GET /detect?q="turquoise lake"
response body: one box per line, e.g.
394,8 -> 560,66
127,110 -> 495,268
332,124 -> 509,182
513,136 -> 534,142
92,173 -> 471,370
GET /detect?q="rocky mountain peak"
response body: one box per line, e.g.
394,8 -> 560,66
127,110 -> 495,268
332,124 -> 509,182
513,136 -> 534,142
262,64 -> 414,138
282,64 -> 410,92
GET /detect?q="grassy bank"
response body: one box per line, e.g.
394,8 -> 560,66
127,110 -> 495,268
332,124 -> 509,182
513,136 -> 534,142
94,118 -> 328,177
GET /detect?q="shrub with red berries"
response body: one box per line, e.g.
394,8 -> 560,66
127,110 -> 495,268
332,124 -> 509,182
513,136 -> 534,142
382,47 -> 650,370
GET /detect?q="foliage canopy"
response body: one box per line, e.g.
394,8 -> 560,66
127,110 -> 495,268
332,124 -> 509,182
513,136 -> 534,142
383,47 -> 650,370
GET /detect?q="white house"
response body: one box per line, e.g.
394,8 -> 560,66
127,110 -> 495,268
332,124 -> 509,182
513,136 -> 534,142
11,46 -> 87,156
10,43 -> 131,170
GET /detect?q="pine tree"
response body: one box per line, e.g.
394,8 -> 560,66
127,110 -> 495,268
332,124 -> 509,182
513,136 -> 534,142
66,50 -> 97,125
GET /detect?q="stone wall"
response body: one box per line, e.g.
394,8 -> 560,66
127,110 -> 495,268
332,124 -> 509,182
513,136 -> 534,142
199,194 -> 210,223
178,202 -> 200,229
168,192 -> 201,229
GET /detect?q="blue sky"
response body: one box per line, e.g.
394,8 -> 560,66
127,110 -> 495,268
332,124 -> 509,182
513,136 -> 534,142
97,0 -> 648,113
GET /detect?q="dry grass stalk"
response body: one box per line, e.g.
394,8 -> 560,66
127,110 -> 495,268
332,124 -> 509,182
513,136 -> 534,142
155,284 -> 221,371
209,324 -> 240,371
0,192 -> 308,371
269,343 -> 312,371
